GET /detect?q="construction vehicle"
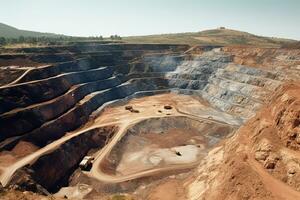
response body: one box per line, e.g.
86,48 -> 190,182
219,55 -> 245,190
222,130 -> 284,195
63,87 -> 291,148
79,156 -> 94,171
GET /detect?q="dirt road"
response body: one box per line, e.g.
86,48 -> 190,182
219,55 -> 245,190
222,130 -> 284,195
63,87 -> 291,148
0,93 -> 235,186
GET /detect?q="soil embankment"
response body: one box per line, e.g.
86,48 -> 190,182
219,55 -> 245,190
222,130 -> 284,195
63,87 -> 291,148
184,82 -> 300,200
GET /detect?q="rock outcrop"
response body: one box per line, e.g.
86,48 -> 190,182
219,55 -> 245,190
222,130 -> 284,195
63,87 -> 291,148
185,82 -> 300,200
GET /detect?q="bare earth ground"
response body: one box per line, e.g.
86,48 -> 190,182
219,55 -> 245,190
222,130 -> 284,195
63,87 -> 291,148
146,179 -> 186,200
54,93 -> 234,199
183,82 -> 300,200
140,129 -> 206,149
0,58 -> 43,68
1,46 -> 300,199
72,82 -> 300,200
0,190 -> 52,200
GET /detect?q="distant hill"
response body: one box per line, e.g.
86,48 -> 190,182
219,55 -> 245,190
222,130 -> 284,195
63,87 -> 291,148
124,28 -> 297,47
0,22 -> 64,38
281,41 -> 300,49
0,22 -> 298,47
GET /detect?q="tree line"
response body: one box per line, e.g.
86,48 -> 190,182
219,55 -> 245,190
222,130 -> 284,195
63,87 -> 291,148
0,35 -> 122,46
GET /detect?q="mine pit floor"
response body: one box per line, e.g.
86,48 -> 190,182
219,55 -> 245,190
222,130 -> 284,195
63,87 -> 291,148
76,93 -> 237,183
0,93 -> 236,196
53,93 -> 237,199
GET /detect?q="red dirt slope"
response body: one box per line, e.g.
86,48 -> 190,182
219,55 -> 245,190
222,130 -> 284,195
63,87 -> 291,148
186,81 -> 300,200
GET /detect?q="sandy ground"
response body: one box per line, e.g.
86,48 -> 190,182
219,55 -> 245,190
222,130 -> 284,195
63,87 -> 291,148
53,93 -> 234,199
92,93 -> 238,126
116,145 -> 202,175
141,129 -> 206,148
88,93 -> 235,182
54,184 -> 93,199
1,93 -> 235,199
146,179 -> 186,200
0,141 -> 39,177
112,126 -> 208,175
0,141 -> 39,170
11,141 -> 39,157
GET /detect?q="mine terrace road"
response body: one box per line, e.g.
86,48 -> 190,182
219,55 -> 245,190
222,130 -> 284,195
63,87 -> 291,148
0,100 -> 235,186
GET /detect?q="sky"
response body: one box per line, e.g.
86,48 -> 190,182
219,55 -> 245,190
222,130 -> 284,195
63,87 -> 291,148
0,0 -> 299,39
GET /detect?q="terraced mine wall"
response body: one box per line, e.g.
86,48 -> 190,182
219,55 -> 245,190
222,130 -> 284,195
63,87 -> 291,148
183,82 -> 300,200
0,50 -> 233,144
0,46 -> 287,148
118,116 -> 235,149
0,43 -> 292,194
10,126 -> 116,192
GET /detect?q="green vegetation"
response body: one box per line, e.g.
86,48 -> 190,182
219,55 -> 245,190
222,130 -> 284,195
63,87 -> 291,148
124,28 -> 297,47
0,23 -> 124,47
1,22 -> 297,48
0,35 -> 106,47
110,35 -> 122,40
0,22 -> 61,38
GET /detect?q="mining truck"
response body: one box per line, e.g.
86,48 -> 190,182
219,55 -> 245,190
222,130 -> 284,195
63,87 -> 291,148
79,156 -> 94,171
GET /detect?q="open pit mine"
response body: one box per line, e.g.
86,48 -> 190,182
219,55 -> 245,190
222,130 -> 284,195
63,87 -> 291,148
0,43 -> 300,200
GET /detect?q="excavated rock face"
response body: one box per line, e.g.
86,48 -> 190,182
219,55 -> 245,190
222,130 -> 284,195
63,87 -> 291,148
222,46 -> 300,80
0,43 -> 299,199
12,126 -> 116,192
271,87 -> 300,150
185,82 -> 300,200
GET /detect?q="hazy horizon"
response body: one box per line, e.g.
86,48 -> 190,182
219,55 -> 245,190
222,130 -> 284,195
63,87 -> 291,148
0,0 -> 299,40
